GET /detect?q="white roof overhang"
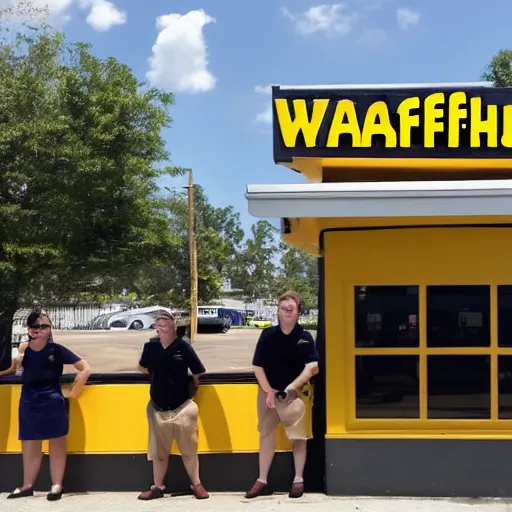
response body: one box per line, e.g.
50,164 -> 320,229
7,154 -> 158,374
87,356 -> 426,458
246,180 -> 512,219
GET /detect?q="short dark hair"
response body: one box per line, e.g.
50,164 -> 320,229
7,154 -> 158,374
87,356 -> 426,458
26,311 -> 52,328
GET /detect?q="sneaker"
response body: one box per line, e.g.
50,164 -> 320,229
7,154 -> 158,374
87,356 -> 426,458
244,480 -> 273,499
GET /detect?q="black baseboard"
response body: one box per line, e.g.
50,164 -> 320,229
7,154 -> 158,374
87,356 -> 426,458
326,438 -> 512,497
0,452 -> 302,493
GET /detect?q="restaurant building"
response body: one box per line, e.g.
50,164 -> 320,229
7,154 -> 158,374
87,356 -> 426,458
246,82 -> 512,496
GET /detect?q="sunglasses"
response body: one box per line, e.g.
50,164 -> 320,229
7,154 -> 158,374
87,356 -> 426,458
29,324 -> 51,330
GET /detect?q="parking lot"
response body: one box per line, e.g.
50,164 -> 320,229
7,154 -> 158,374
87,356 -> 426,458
52,328 -> 266,374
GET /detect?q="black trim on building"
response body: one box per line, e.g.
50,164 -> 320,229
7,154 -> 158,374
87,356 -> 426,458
325,438 -> 512,497
304,249 -> 326,492
0,452 -> 298,493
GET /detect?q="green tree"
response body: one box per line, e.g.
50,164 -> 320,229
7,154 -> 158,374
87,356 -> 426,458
0,25 -> 179,315
482,49 -> 512,86
231,220 -> 280,301
128,185 -> 245,307
274,243 -> 318,308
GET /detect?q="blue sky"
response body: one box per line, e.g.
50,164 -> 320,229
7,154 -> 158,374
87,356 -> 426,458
26,0 -> 512,233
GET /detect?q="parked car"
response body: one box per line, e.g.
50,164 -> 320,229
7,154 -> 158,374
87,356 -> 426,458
249,317 -> 272,328
89,305 -> 189,335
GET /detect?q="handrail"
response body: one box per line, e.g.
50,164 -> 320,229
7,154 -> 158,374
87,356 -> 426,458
0,371 -> 258,386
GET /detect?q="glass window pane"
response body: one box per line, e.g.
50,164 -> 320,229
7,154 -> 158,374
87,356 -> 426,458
498,285 -> 512,347
498,356 -> 512,418
427,355 -> 490,419
355,355 -> 419,418
354,286 -> 419,348
426,286 -> 490,348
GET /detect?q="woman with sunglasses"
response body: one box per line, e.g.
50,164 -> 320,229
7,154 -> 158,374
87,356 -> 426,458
7,311 -> 91,501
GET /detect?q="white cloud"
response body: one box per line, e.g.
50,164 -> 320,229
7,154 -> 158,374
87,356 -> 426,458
146,9 -> 216,94
280,4 -> 357,37
79,0 -> 126,32
254,84 -> 272,124
396,8 -> 420,31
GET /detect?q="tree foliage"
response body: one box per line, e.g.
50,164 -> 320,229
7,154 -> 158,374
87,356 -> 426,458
230,220 -> 280,301
274,243 -> 318,308
0,24 -> 178,312
126,185 -> 245,307
482,49 -> 512,87
0,11 -> 319,320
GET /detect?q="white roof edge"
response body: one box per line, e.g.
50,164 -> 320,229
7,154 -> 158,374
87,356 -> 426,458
245,179 -> 512,219
275,82 -> 493,91
247,180 -> 512,195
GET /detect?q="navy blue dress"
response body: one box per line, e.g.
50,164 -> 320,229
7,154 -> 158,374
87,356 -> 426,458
19,342 -> 81,441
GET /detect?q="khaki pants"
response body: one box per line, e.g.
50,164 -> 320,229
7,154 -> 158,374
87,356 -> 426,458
257,387 -> 312,441
146,399 -> 199,461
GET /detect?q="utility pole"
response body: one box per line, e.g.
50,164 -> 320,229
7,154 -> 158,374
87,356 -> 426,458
186,169 -> 198,343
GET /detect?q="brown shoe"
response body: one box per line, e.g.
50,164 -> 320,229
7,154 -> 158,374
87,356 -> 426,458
289,481 -> 304,498
137,485 -> 165,500
191,483 -> 209,499
244,480 -> 273,499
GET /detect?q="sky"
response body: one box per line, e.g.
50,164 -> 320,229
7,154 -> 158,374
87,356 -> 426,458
5,0 -> 512,233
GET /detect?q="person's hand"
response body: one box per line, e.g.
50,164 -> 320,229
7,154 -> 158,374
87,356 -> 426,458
62,389 -> 74,399
265,390 -> 276,409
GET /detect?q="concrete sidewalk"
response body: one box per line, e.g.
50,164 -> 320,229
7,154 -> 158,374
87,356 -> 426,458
2,492 -> 512,512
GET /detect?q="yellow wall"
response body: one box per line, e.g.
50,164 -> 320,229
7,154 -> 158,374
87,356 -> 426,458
283,215 -> 512,256
0,383 -> 294,454
324,225 -> 512,439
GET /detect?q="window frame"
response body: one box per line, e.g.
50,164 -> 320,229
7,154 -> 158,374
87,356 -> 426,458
342,283 -> 512,434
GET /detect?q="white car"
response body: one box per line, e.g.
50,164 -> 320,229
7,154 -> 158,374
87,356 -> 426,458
89,306 -> 180,331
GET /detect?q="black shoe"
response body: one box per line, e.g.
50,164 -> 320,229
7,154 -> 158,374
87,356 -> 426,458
47,485 -> 64,501
7,487 -> 34,499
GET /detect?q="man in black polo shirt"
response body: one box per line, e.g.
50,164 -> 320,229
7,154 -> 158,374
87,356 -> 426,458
245,291 -> 319,500
137,311 -> 209,501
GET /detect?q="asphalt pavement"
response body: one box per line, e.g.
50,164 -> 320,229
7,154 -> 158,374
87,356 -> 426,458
55,328 -> 266,373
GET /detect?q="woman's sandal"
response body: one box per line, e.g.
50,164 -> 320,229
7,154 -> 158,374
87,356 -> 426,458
6,486 -> 34,499
47,484 -> 64,501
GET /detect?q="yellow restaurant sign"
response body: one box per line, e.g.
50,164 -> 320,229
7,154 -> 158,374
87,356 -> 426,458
272,86 -> 512,162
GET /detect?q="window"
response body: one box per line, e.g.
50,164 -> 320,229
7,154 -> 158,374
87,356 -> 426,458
350,284 -> 512,430
355,286 -> 419,348
356,355 -> 419,418
427,286 -> 490,348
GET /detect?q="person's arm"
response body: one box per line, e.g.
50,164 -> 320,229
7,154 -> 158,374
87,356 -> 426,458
138,343 -> 150,374
0,342 -> 29,376
184,344 -> 206,396
57,345 -> 92,399
67,359 -> 92,398
285,331 -> 319,393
